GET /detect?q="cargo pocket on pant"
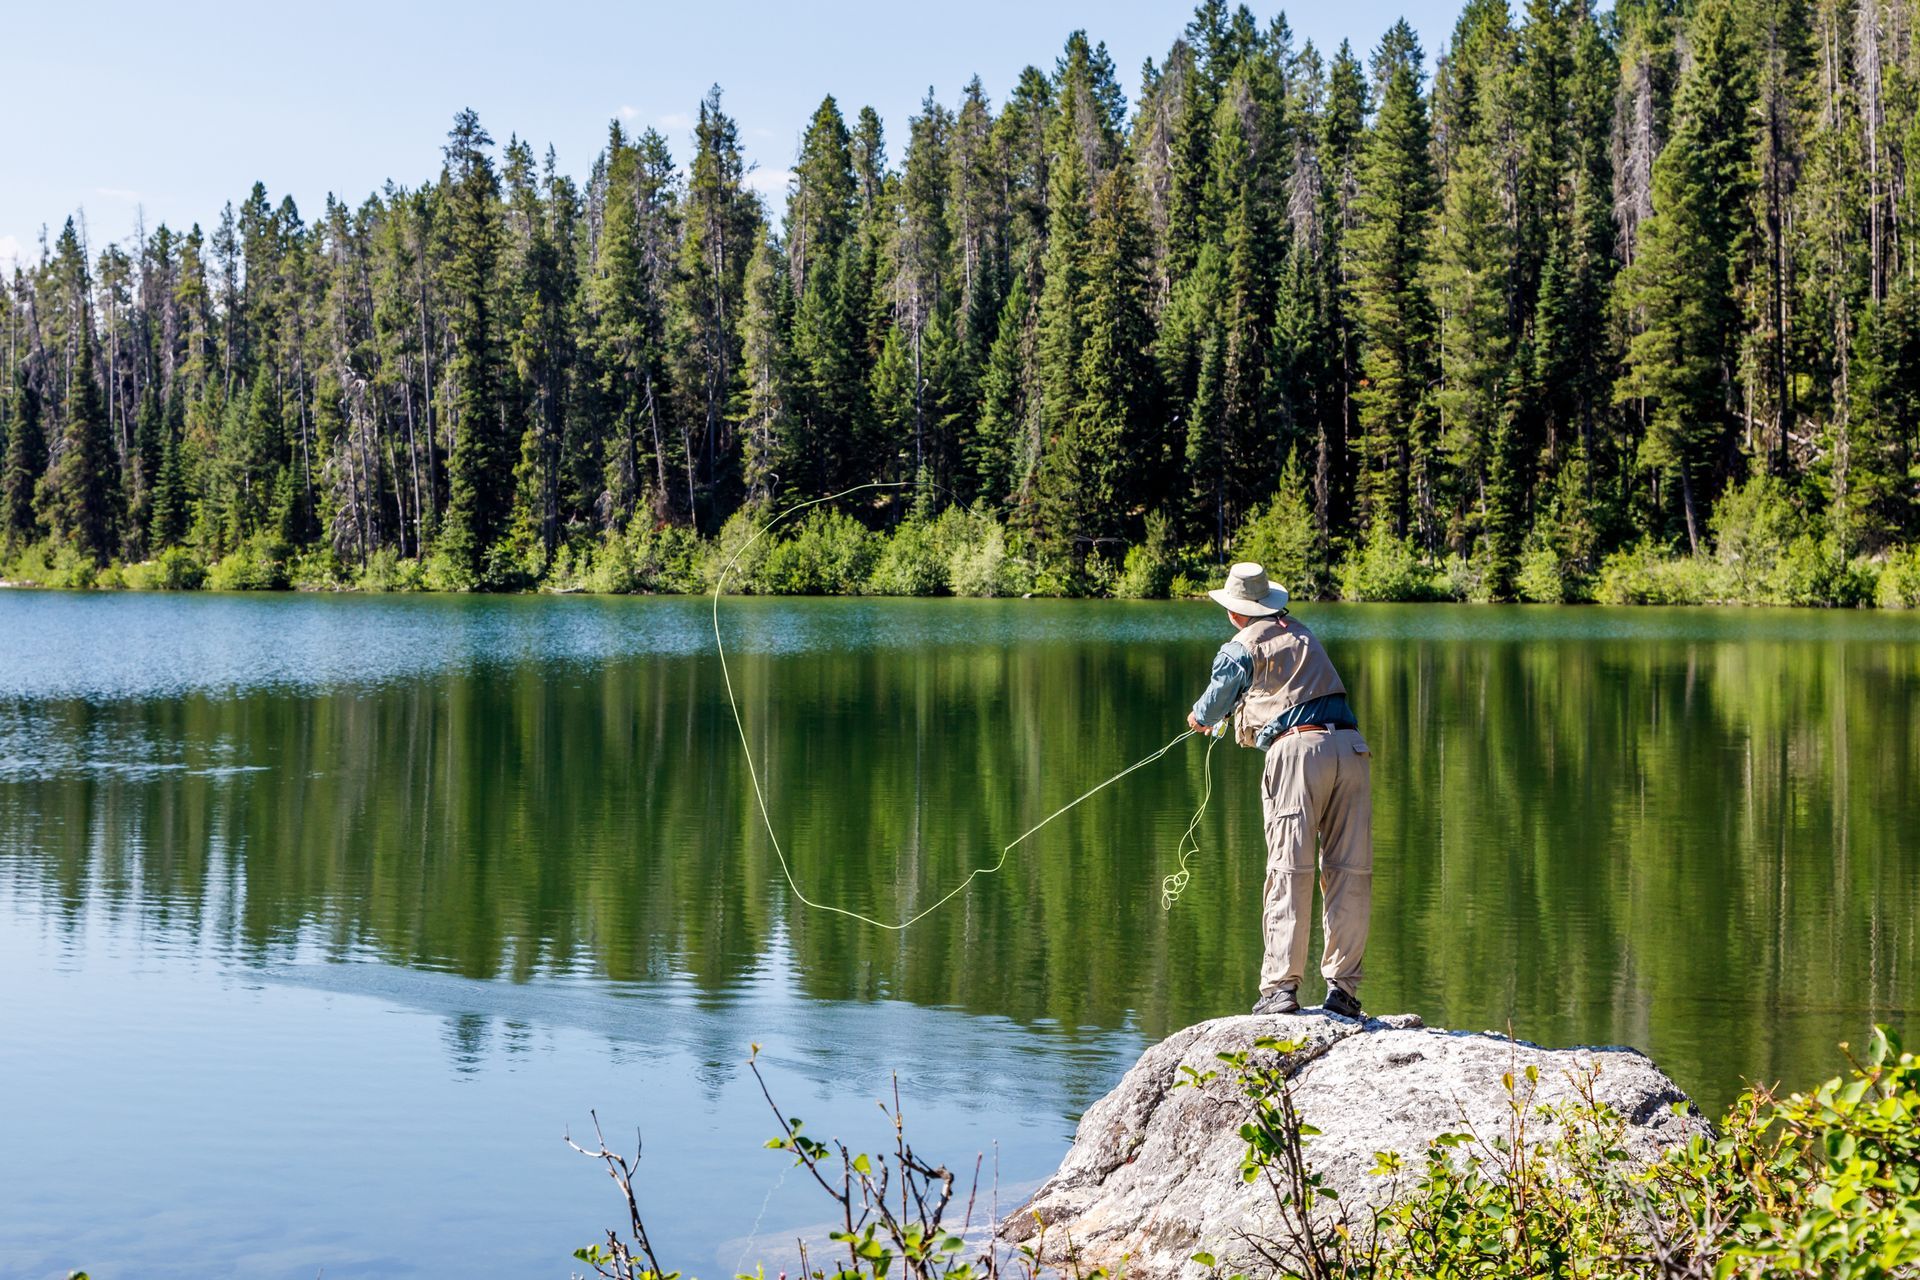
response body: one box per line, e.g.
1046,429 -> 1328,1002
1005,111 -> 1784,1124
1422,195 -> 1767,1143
1264,807 -> 1311,873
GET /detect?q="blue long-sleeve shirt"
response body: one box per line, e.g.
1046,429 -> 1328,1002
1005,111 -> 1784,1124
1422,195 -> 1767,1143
1191,640 -> 1357,748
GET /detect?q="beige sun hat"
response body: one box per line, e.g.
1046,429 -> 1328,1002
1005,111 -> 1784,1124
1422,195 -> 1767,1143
1207,562 -> 1290,616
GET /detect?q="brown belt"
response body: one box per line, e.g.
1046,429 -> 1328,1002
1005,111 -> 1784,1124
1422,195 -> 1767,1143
1274,722 -> 1342,740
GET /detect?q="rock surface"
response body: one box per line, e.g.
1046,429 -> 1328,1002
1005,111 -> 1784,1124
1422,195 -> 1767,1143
1000,1011 -> 1710,1280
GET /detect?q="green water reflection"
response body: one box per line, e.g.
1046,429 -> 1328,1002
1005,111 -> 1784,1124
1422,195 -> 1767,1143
3,596 -> 1916,1116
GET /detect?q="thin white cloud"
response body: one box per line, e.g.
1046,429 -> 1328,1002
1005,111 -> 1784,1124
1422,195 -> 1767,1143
745,167 -> 795,197
618,104 -> 640,121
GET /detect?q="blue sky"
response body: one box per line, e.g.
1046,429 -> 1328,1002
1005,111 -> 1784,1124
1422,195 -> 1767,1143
3,0 -> 1454,270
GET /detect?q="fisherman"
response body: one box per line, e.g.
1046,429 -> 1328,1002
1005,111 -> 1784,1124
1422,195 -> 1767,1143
1186,562 -> 1371,1020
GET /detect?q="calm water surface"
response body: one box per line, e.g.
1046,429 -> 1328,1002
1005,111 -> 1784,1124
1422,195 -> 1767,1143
2,592 -> 1916,1279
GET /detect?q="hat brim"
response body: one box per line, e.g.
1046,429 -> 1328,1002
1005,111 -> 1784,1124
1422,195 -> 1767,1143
1207,586 -> 1288,615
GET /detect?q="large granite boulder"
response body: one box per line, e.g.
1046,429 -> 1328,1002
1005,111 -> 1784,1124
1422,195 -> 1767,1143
1000,1012 -> 1711,1279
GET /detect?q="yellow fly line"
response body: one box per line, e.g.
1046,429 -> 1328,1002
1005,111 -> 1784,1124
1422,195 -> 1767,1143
709,480 -> 1219,931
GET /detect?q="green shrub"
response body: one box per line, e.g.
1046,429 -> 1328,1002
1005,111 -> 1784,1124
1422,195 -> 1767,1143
122,547 -> 208,591
1876,545 -> 1920,607
703,506 -> 776,593
1336,528 -> 1437,602
1169,569 -> 1208,599
1712,471 -> 1807,599
1195,1025 -> 1920,1280
207,533 -> 292,590
1440,551 -> 1493,603
93,563 -> 127,589
1231,453 -> 1322,598
354,547 -> 428,592
866,516 -> 949,596
1594,541 -> 1726,605
1115,511 -> 1182,599
46,543 -> 100,589
625,521 -> 704,593
1515,541 -> 1571,603
762,508 -> 879,594
1776,533 -> 1876,607
422,548 -> 475,592
289,549 -> 345,591
584,531 -> 638,594
948,521 -> 1027,597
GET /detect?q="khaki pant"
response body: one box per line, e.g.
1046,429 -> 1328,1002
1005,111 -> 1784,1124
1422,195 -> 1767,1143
1259,727 -> 1372,998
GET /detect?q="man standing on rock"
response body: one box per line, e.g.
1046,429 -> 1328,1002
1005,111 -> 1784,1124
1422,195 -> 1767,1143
1186,562 -> 1371,1020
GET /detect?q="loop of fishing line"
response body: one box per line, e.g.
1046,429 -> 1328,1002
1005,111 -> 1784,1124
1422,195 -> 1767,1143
711,480 -> 1216,930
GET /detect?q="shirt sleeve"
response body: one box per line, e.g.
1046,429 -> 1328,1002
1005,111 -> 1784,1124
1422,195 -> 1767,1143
1191,641 -> 1252,727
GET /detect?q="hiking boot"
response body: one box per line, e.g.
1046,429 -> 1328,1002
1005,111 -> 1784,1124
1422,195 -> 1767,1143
1252,988 -> 1300,1015
1323,986 -> 1364,1020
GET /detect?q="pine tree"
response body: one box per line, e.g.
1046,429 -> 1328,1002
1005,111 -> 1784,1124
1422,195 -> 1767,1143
49,325 -> 123,562
2,365 -> 46,546
1616,0 -> 1754,552
1429,0 -> 1519,555
673,87 -> 759,523
973,271 -> 1034,510
787,98 -> 869,498
1039,155 -> 1158,546
735,235 -> 792,505
1350,20 -> 1439,542
593,123 -> 682,526
438,108 -> 515,582
1035,97 -> 1092,544
890,90 -> 955,487
149,425 -> 189,551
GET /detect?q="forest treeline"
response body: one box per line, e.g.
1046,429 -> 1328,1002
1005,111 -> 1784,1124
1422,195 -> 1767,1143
5,0 -> 1920,604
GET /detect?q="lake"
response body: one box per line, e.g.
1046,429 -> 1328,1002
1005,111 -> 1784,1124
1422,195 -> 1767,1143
2,592 -> 1916,1279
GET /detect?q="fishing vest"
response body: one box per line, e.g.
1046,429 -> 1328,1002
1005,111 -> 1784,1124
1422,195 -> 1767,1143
1230,615 -> 1347,749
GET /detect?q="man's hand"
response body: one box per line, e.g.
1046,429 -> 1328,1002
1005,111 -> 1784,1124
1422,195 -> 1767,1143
1187,712 -> 1207,734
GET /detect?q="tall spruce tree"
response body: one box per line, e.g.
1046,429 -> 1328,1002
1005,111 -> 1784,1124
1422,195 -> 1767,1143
49,324 -> 123,562
1350,20 -> 1439,542
438,108 -> 515,581
2,365 -> 46,546
1616,0 -> 1755,551
674,87 -> 759,522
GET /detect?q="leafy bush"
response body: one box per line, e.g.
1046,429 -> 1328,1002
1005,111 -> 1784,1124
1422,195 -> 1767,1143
3,540 -> 104,588
1440,551 -> 1494,603
625,521 -> 704,593
1169,569 -> 1208,599
1116,510 -> 1183,599
761,509 -> 879,594
1194,1025 -> 1920,1280
1232,453 -> 1323,599
1594,541 -> 1727,605
207,533 -> 292,590
1337,528 -> 1438,602
1515,540 -> 1572,603
123,546 -> 208,591
702,506 -> 776,593
1712,471 -> 1807,598
1776,534 -> 1876,607
289,549 -> 346,591
1877,545 -> 1920,608
867,515 -> 950,596
354,547 -> 427,592
948,520 -> 1028,597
